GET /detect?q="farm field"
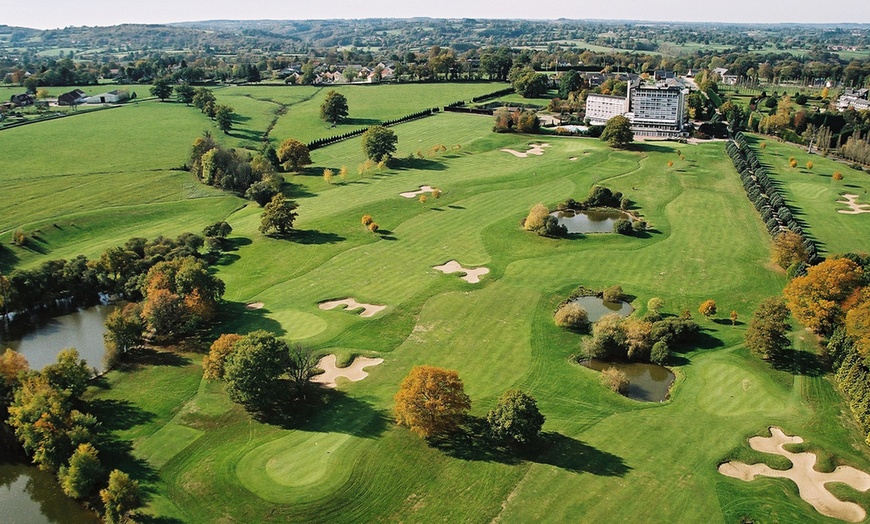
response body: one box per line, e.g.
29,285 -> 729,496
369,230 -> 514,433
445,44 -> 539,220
3,84 -> 870,523
747,133 -> 870,256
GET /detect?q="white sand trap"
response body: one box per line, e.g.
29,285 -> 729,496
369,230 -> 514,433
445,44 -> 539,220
500,143 -> 551,158
569,157 -> 578,161
719,427 -> 870,522
433,260 -> 490,284
837,194 -> 870,215
400,185 -> 435,198
245,302 -> 264,310
318,298 -> 386,317
311,354 -> 384,388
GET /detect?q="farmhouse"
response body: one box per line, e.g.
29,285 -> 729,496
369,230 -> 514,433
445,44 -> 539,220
58,89 -> 87,106
84,89 -> 129,104
10,93 -> 35,107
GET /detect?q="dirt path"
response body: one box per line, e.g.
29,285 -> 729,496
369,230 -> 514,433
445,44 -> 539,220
311,354 -> 384,388
719,427 -> 870,522
318,298 -> 386,317
433,260 -> 490,283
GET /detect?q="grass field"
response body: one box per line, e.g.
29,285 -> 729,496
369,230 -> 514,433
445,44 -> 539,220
747,133 -> 870,256
4,83 -> 870,523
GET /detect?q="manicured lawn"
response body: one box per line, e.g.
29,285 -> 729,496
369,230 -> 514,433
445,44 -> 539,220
746,133 -> 870,255
5,87 -> 870,523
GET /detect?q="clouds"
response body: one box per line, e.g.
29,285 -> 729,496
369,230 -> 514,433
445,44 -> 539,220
4,0 -> 868,29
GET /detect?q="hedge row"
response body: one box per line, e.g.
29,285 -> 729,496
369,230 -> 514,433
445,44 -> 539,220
727,132 -> 821,264
307,108 -> 438,151
471,87 -> 515,103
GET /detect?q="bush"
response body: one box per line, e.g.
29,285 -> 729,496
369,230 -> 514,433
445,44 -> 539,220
539,215 -> 568,237
613,218 -> 633,235
699,299 -> 717,318
602,285 -> 623,303
487,389 -> 545,444
361,214 -> 373,226
523,203 -> 550,231
601,367 -> 629,394
650,341 -> 670,365
554,302 -> 589,331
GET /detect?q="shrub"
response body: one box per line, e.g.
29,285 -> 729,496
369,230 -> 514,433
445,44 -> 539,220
647,297 -> 664,315
833,172 -> 844,181
613,218 -> 633,235
539,215 -> 568,237
524,204 -> 550,231
699,299 -> 717,318
368,222 -> 380,233
12,228 -> 26,246
603,285 -> 623,303
601,367 -> 629,394
361,214 -> 373,226
650,341 -> 670,365
554,302 -> 589,331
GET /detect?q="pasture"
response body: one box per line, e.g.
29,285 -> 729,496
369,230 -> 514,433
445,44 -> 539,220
2,84 -> 869,523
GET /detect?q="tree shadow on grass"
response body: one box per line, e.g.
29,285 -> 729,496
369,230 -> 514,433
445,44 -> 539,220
427,417 -> 630,477
288,229 -> 345,245
135,516 -> 185,524
251,386 -> 389,439
216,301 -> 286,337
770,348 -> 827,377
86,398 -> 156,431
120,347 -> 191,369
389,158 -> 447,171
224,236 -> 252,252
0,245 -> 20,273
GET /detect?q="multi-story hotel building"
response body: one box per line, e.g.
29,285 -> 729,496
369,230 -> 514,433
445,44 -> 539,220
584,77 -> 689,137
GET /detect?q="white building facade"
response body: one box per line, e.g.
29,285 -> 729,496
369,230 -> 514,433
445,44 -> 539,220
585,93 -> 629,126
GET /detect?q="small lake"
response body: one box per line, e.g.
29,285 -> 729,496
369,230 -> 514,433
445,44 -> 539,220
551,208 -> 631,234
0,462 -> 100,524
0,305 -> 117,372
582,359 -> 676,402
571,296 -> 633,322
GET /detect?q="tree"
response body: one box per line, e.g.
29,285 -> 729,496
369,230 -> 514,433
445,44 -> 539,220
42,348 -> 91,399
103,304 -> 144,369
203,221 -> 233,239
783,258 -> 863,334
745,297 -> 791,359
394,365 -> 471,438
833,172 -> 844,181
512,69 -> 549,98
223,331 -> 291,410
319,90 -> 349,125
203,333 -> 243,380
214,104 -> 234,134
288,344 -> 318,397
192,88 -> 216,113
603,286 -> 624,303
772,231 -> 808,269
558,69 -> 583,99
140,288 -> 189,339
361,125 -> 397,162
601,115 -> 633,148
0,348 -> 29,383
554,302 -> 589,331
150,78 -> 173,101
59,443 -> 103,499
175,83 -> 195,105
650,341 -> 669,365
276,138 -> 311,172
790,159 -> 798,169
100,470 -> 142,524
730,310 -> 739,326
259,194 -> 298,235
601,367 -> 629,394
699,300 -> 717,318
523,203 -> 550,231
647,297 -> 664,315
487,389 -> 545,444
806,161 -> 814,170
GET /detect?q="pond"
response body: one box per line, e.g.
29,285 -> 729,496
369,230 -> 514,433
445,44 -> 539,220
581,359 -> 676,402
571,296 -> 633,322
0,462 -> 100,524
551,208 -> 631,234
0,304 -> 117,372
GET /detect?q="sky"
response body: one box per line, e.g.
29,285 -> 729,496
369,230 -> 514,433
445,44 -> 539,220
3,0 -> 869,29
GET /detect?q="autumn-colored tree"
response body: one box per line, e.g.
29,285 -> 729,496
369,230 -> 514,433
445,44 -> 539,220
59,443 -> 104,499
601,367 -> 629,394
0,348 -> 29,382
368,222 -> 380,233
784,258 -> 864,334
730,310 -> 739,325
361,214 -> 373,226
100,470 -> 142,524
789,159 -> 798,169
323,168 -> 334,185
845,296 -> 870,356
772,231 -> 808,269
431,188 -> 442,199
338,165 -> 348,182
699,300 -> 717,318
203,333 -> 243,380
276,138 -> 312,172
554,302 -> 589,331
833,172 -> 844,181
806,160 -> 814,170
624,317 -> 654,361
394,365 -> 471,438
745,297 -> 791,359
419,195 -> 427,204
523,203 -> 550,231
667,160 -> 674,168
141,288 -> 189,338
647,297 -> 664,315
603,285 -> 624,303
760,142 -> 767,149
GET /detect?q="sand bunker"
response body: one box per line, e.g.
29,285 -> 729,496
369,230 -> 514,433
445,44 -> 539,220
837,194 -> 870,215
245,302 -> 264,310
311,354 -> 384,388
501,143 -> 550,158
718,427 -> 870,522
400,185 -> 435,198
318,298 -> 386,317
569,157 -> 578,161
433,260 -> 490,284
